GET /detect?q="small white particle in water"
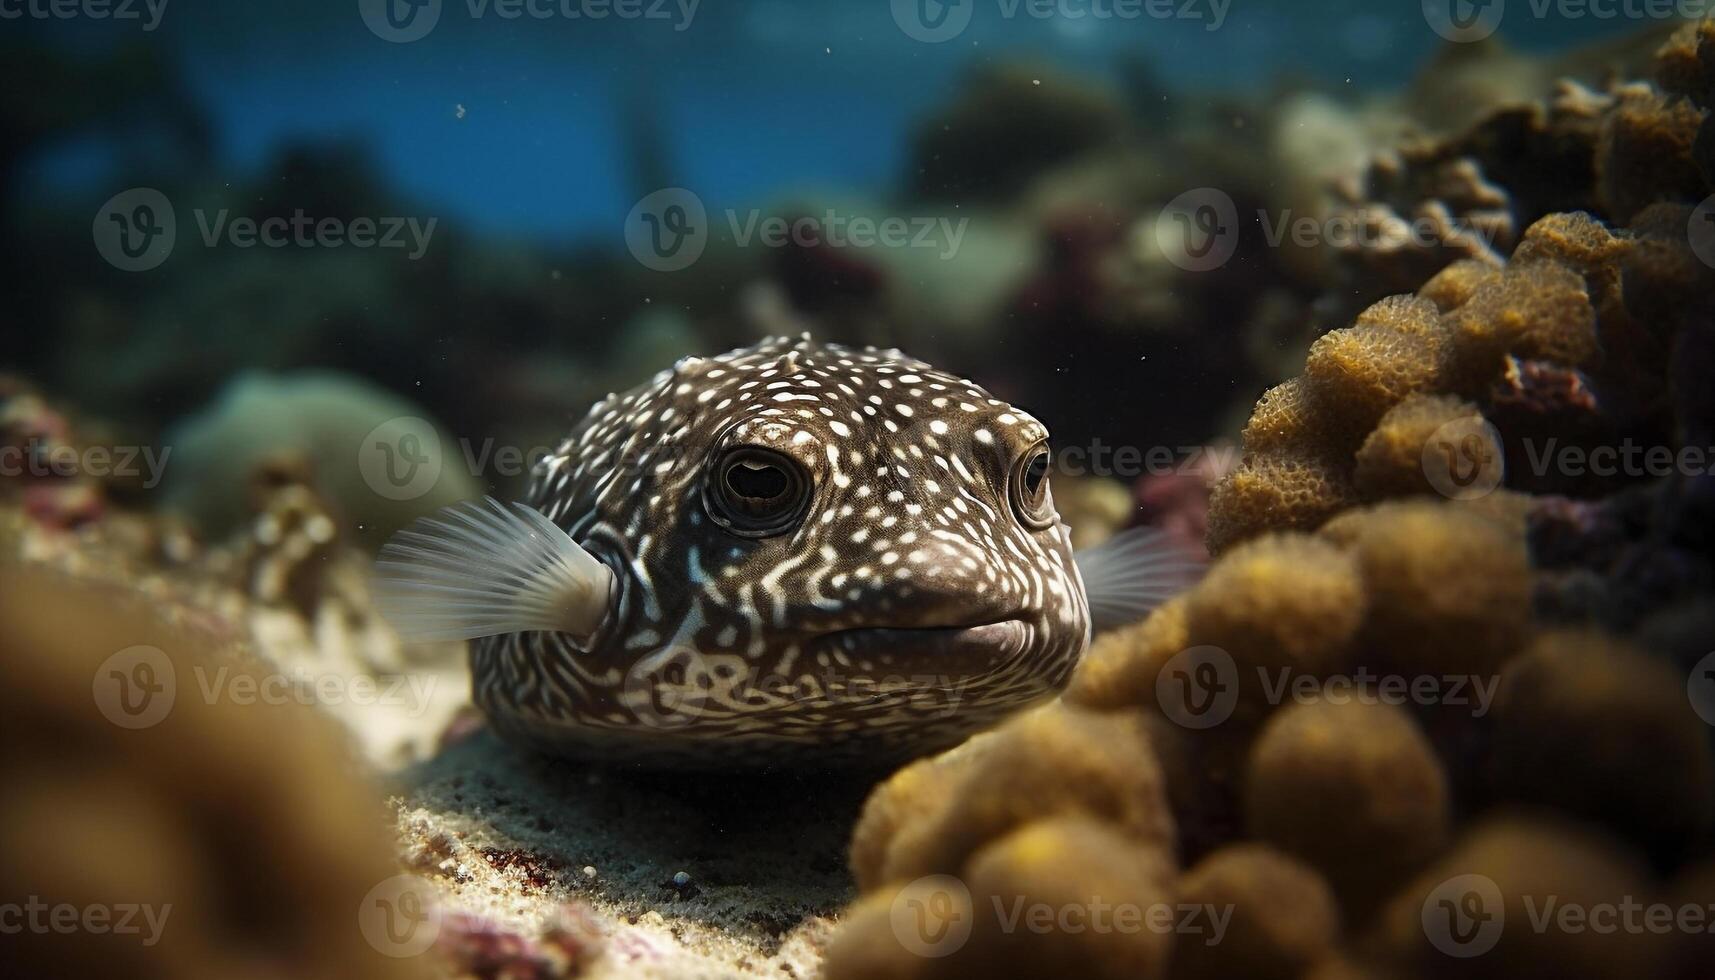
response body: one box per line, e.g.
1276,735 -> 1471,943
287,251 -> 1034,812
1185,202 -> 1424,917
454,103 -> 466,119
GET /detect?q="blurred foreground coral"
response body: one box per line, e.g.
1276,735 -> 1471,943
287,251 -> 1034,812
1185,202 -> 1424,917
0,564 -> 436,980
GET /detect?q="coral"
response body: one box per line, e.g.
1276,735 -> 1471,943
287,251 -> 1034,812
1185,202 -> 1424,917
1326,152 -> 1512,298
1244,699 -> 1449,915
974,492 -> 1524,880
1210,288 -> 1490,553
826,34 -> 1715,980
1182,533 -> 1364,680
1065,595 -> 1192,712
1134,711 -> 1252,867
1305,296 -> 1452,432
0,380 -> 107,529
1656,19 -> 1715,107
1623,202 -> 1715,334
1205,451 -> 1360,554
829,817 -> 1177,980
1327,24 -> 1694,317
835,489 -> 1537,972
960,817 -> 1178,978
1239,378 -> 1326,454
1373,815 -> 1664,980
849,741 -> 987,893
164,371 -> 479,545
1596,86 -> 1707,225
820,893 -> 941,980
1417,257 -> 1501,311
1168,844 -> 1339,980
1067,598 -> 1249,858
1447,257 -> 1601,387
1488,630 -> 1715,864
851,703 -> 1174,891
1205,209 -> 1662,554
1352,393 -> 1486,499
1506,212 -> 1661,383
1328,500 -> 1532,680
835,710 -> 1183,979
0,566 -> 434,980
239,454 -> 343,618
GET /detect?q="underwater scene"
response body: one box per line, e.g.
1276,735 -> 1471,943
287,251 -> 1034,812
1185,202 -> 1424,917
7,0 -> 1715,977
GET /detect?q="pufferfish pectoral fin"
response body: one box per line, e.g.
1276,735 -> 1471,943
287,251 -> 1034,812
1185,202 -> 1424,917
1075,526 -> 1206,634
373,496 -> 615,644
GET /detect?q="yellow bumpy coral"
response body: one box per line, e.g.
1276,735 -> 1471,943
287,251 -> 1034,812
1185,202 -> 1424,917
1208,212 -> 1617,554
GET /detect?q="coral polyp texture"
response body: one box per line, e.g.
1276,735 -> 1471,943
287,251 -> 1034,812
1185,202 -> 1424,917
826,24 -> 1715,980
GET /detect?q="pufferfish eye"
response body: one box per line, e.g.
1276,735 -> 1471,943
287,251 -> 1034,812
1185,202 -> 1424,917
705,446 -> 812,537
1010,443 -> 1054,529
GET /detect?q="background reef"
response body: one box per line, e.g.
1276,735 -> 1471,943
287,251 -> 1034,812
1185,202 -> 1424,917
6,4 -> 1715,979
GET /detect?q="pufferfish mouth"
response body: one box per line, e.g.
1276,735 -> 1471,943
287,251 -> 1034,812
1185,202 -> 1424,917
806,618 -> 1031,673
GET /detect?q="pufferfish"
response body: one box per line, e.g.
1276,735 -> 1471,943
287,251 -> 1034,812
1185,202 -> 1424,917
376,335 -> 1199,767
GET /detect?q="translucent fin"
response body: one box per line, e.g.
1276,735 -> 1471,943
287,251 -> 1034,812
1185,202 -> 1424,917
1074,526 -> 1206,634
374,496 -> 615,643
